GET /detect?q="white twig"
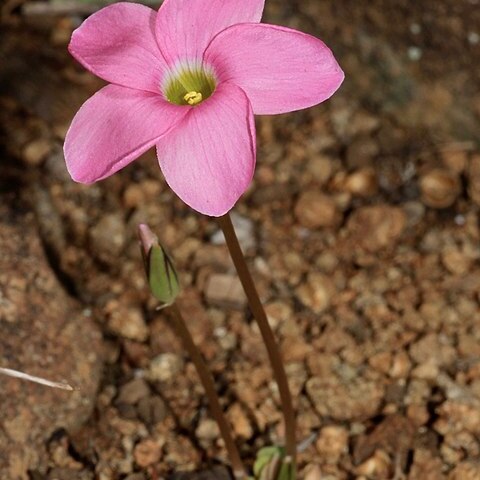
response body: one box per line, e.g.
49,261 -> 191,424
0,367 -> 74,391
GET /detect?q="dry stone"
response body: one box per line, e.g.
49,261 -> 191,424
346,205 -> 406,252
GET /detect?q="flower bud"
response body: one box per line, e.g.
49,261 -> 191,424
138,224 -> 180,305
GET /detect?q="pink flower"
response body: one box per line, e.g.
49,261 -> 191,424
64,0 -> 344,216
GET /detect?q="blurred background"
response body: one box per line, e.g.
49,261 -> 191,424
1,1 -> 480,479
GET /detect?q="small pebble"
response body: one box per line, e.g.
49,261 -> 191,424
316,425 -> 349,463
296,273 -> 334,314
125,474 -> 146,480
408,46 -> 423,61
137,396 -> 167,425
347,205 -> 406,252
307,155 -> 334,184
467,155 -> 480,206
303,464 -> 322,480
419,169 -> 461,209
344,167 -> 378,197
204,273 -> 247,310
116,378 -> 150,406
441,246 -> 472,275
89,213 -> 127,264
468,32 -> 480,45
449,461 -> 480,480
355,449 -> 391,477
227,403 -> 253,439
134,439 -> 162,467
108,305 -> 149,342
148,353 -> 184,382
195,418 -> 220,443
22,138 -> 52,166
295,191 -> 341,229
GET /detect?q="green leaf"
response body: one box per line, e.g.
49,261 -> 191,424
253,447 -> 296,480
253,446 -> 282,477
254,447 -> 287,480
277,460 -> 295,480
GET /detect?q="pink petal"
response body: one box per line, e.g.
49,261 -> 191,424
64,84 -> 188,183
205,24 -> 344,115
155,0 -> 265,66
69,3 -> 167,93
157,83 -> 256,216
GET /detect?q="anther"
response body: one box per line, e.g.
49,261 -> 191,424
184,91 -> 203,106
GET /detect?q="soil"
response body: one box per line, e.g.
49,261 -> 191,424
1,0 -> 480,479
0,205 -> 102,479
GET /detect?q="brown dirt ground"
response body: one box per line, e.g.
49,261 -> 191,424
1,0 -> 480,479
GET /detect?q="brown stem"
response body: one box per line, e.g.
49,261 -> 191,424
217,213 -> 297,469
167,303 -> 247,479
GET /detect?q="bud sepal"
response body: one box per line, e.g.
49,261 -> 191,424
138,224 -> 180,306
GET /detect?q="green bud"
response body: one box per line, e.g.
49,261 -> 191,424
138,224 -> 180,305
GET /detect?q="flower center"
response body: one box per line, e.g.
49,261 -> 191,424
164,64 -> 216,106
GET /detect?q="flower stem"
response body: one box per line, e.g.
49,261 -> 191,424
217,213 -> 297,470
167,303 -> 247,479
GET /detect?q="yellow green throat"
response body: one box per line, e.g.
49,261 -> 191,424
164,65 -> 216,106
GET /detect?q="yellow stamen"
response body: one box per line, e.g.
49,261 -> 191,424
184,91 -> 203,106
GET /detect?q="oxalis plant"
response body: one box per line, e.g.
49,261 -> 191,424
63,0 -> 344,478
